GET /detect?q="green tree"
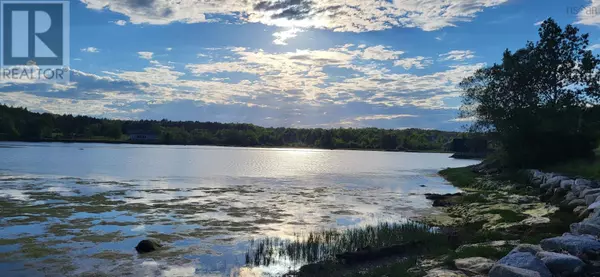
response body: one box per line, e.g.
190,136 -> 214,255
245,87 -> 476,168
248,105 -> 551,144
460,18 -> 600,167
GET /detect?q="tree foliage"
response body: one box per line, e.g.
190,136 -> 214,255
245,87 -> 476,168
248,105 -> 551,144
0,104 -> 459,152
460,18 -> 600,167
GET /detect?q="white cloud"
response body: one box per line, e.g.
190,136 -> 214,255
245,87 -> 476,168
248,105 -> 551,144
355,114 -> 418,121
534,20 -> 544,26
394,56 -> 433,69
1,44 -> 484,128
137,51 -> 154,60
361,46 -> 404,60
166,48 -> 173,51
588,44 -> 600,51
273,28 -> 304,45
81,47 -> 100,53
114,19 -> 127,26
439,50 -> 475,61
80,0 -> 509,32
575,0 -> 600,26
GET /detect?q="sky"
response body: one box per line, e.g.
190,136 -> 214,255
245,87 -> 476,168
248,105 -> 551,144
1,0 -> 599,131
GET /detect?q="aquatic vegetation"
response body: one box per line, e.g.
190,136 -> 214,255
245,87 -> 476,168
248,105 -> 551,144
245,221 -> 450,267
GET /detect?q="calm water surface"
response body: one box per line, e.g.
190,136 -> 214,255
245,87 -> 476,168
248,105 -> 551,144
0,142 -> 478,276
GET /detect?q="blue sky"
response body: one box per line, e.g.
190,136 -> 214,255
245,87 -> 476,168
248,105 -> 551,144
1,0 -> 600,130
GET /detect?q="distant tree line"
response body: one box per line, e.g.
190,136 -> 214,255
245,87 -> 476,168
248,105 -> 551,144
460,18 -> 600,167
0,104 -> 461,152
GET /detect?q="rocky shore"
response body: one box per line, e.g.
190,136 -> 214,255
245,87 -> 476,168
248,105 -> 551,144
424,168 -> 600,277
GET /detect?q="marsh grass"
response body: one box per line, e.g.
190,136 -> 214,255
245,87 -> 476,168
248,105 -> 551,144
245,221 -> 450,267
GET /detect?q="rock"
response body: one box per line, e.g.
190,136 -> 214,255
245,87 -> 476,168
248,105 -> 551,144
423,268 -> 467,277
454,257 -> 495,275
590,201 -> 600,210
578,208 -> 592,219
567,199 -> 587,210
573,206 -> 587,215
571,221 -> 600,236
546,176 -> 569,188
510,244 -> 543,255
497,252 -> 552,277
575,179 -> 592,187
489,264 -> 543,277
549,188 -> 567,204
135,239 -> 162,253
571,184 -> 589,197
580,188 -> 600,198
560,179 -> 575,190
564,192 -> 577,202
536,251 -> 585,276
589,208 -> 600,219
456,240 -> 519,254
586,193 -> 600,206
540,234 -> 600,256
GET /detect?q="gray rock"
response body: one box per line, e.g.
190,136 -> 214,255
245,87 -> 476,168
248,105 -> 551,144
575,179 -> 592,187
570,221 -> 600,237
536,251 -> 585,276
588,208 -> 600,219
510,244 -> 543,255
454,257 -> 495,275
546,176 -> 569,188
564,192 -> 577,202
423,268 -> 467,277
590,200 -> 600,210
580,188 -> 600,198
489,264 -> 542,277
586,193 -> 600,206
573,206 -> 587,216
560,179 -> 575,190
568,199 -> 587,210
540,233 -> 600,256
571,184 -> 589,196
497,252 -> 552,277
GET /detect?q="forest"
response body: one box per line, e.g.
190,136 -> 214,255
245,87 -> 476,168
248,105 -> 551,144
0,104 -> 461,152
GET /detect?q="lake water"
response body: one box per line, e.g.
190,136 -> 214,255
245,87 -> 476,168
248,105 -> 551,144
0,142 -> 478,277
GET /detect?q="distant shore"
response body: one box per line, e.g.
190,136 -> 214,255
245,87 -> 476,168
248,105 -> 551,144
0,138 -> 458,154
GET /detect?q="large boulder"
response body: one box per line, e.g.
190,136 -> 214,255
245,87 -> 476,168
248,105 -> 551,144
586,193 -> 600,206
540,234 -> 600,256
571,221 -> 600,236
575,179 -> 592,187
543,176 -> 569,190
589,201 -> 600,210
564,192 -> 577,202
497,252 -> 552,277
536,251 -> 585,276
580,188 -> 600,198
560,179 -> 575,190
135,239 -> 162,253
489,264 -> 543,277
454,257 -> 495,275
567,199 -> 587,210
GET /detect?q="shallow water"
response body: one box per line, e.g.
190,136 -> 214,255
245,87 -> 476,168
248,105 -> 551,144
0,142 -> 478,276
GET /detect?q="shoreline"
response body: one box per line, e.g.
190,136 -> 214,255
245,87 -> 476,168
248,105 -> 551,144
0,139 -> 456,155
283,164 -> 596,276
